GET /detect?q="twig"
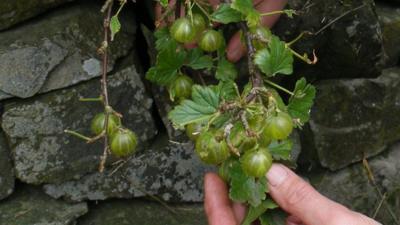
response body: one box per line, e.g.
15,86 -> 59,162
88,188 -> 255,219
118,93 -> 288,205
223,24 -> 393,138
314,4 -> 367,36
98,1 -> 114,173
224,123 -> 240,157
362,158 -> 400,224
373,192 -> 387,219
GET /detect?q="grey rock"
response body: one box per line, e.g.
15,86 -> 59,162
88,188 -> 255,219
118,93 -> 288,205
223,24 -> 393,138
44,135 -> 214,202
376,3 -> 400,66
2,66 -> 157,184
77,199 -> 205,225
0,39 -> 67,98
0,185 -> 88,225
0,0 -> 74,30
310,142 -> 400,225
308,67 -> 400,170
273,0 -> 384,79
0,2 -> 135,100
0,129 -> 14,200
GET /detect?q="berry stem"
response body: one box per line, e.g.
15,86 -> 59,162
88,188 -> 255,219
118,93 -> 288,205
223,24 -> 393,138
264,80 -> 294,96
64,130 -> 91,142
98,0 -> 114,173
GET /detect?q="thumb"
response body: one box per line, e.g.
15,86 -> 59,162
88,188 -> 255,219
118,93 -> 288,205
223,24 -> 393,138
266,164 -> 351,225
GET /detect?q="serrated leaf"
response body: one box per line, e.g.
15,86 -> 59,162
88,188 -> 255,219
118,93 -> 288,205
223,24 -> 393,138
146,41 -> 186,85
254,36 -> 293,77
228,161 -> 267,207
231,0 -> 260,27
154,27 -> 175,51
218,80 -> 239,101
242,199 -> 278,225
268,139 -> 293,160
260,209 -> 288,225
287,78 -> 316,125
216,57 -> 238,81
211,3 -> 243,24
168,85 -> 220,127
110,15 -> 121,41
185,48 -> 213,70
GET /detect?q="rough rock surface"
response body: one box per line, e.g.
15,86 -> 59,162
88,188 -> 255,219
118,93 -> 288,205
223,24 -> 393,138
0,0 -> 74,30
2,66 -> 157,184
311,142 -> 400,225
273,0 -> 384,79
0,129 -> 14,200
308,67 -> 400,170
0,185 -> 88,225
44,135 -> 214,202
0,2 -> 135,100
77,200 -> 205,225
376,3 -> 400,66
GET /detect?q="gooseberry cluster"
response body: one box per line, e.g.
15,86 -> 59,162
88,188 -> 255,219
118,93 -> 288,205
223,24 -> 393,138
148,1 -> 316,223
90,113 -> 138,157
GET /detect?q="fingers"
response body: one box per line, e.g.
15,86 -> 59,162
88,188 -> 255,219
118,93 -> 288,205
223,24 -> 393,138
204,173 -> 238,225
226,0 -> 288,62
266,164 -> 352,225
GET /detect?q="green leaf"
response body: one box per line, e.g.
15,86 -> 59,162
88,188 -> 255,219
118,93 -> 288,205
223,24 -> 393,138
168,85 -> 220,127
283,9 -> 296,18
242,199 -> 278,225
231,0 -> 260,27
260,209 -> 288,225
228,161 -> 267,207
154,27 -> 175,51
146,41 -> 186,85
218,80 -> 239,101
287,78 -> 316,125
110,15 -> 121,41
159,0 -> 168,8
216,57 -> 238,81
268,139 -> 293,161
231,0 -> 254,15
254,36 -> 293,77
211,3 -> 243,24
185,48 -> 213,70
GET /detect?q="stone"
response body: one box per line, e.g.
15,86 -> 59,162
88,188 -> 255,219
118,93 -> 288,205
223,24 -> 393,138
376,3 -> 400,66
1,66 -> 157,184
0,2 -> 136,100
44,135 -> 214,202
0,0 -> 74,30
273,0 -> 384,79
77,199 -> 205,225
0,129 -> 14,200
0,185 -> 88,225
308,67 -> 400,170
310,142 -> 400,225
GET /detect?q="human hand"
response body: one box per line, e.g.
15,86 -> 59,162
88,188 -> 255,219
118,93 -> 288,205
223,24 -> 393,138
155,0 -> 288,62
204,164 -> 382,225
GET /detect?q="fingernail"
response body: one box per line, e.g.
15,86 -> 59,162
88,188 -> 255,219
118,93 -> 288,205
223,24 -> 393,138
266,164 -> 288,187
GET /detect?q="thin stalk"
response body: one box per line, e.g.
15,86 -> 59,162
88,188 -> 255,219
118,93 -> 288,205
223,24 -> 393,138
264,80 -> 294,96
64,130 -> 91,142
260,10 -> 295,17
98,1 -> 114,173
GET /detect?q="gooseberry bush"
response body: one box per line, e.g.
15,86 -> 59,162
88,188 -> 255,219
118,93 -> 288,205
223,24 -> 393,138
147,0 -> 317,224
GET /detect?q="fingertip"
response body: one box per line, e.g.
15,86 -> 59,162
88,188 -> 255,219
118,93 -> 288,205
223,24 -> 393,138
226,32 -> 246,62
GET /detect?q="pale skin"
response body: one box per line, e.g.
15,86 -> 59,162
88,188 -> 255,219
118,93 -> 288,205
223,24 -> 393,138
156,1 -> 382,224
204,164 -> 382,225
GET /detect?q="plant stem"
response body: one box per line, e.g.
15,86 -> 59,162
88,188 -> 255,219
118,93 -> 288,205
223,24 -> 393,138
265,80 -> 294,96
260,9 -> 295,17
98,0 -> 114,173
79,97 -> 103,102
64,130 -> 91,142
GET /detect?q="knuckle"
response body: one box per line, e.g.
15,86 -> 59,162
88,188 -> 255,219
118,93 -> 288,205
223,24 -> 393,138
284,178 -> 314,207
